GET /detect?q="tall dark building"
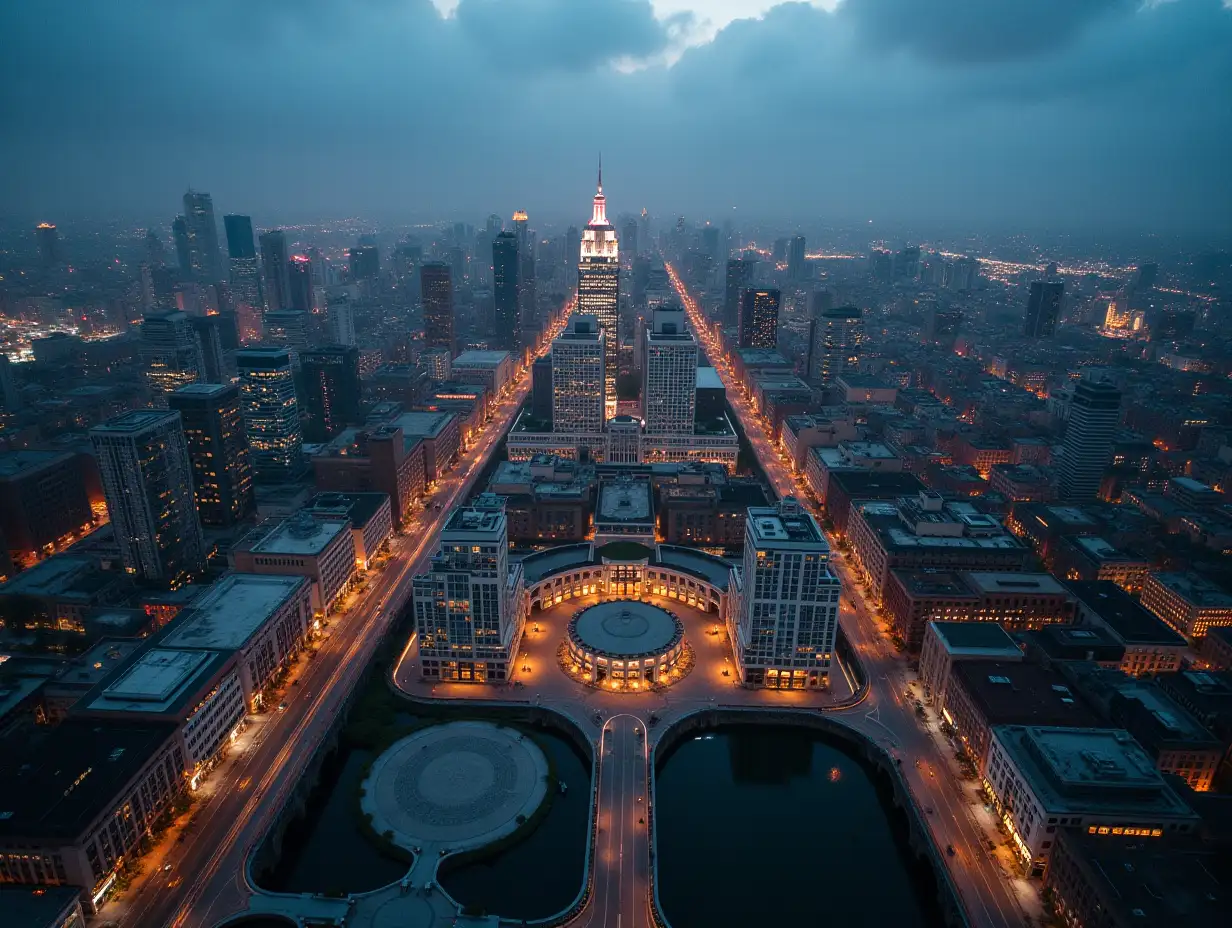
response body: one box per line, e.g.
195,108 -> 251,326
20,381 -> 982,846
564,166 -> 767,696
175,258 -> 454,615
894,245 -> 921,281
739,287 -> 780,349
168,383 -> 254,527
349,245 -> 380,281
288,254 -> 314,312
260,230 -> 292,313
926,306 -> 964,349
1058,379 -> 1121,501
173,216 -> 192,274
492,231 -> 520,350
421,261 -> 454,355
182,190 -> 224,281
565,226 -> 580,287
190,315 -> 228,382
622,219 -> 639,259
531,355 -> 553,425
788,234 -> 806,280
35,223 -> 59,265
724,258 -> 754,328
1024,280 -> 1064,338
702,226 -> 721,265
300,346 -> 361,443
224,214 -> 264,318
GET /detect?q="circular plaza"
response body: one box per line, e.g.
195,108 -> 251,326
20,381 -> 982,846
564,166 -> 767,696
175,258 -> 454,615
565,600 -> 688,687
360,721 -> 548,853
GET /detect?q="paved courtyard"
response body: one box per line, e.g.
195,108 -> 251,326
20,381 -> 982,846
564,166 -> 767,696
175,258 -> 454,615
361,720 -> 549,852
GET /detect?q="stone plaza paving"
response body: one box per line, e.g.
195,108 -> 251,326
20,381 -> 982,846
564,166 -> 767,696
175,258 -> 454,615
361,720 -> 550,852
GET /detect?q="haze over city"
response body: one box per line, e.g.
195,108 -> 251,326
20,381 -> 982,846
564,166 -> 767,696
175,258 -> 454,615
3,1 -> 1231,234
2,4 -> 1232,928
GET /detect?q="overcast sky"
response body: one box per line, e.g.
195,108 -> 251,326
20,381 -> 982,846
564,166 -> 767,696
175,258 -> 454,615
1,1 -> 1229,236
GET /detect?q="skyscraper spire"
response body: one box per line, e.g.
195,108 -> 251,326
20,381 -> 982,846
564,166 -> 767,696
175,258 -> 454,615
597,153 -> 603,193
590,155 -> 609,227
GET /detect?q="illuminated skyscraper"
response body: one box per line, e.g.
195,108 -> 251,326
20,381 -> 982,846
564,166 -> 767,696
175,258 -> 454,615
413,494 -> 525,684
236,347 -> 302,481
552,315 -> 605,434
168,383 -> 254,527
35,223 -> 59,266
1023,280 -> 1064,338
288,254 -> 314,312
91,410 -> 205,586
577,160 -> 620,418
224,215 -> 264,327
141,310 -> 205,400
738,287 -> 780,349
182,190 -> 224,281
260,230 -> 291,313
809,306 -> 863,384
643,305 -> 697,435
421,261 -> 454,355
492,231 -> 520,351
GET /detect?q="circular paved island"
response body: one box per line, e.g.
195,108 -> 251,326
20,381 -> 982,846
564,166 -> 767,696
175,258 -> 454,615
361,721 -> 549,854
566,600 -> 687,687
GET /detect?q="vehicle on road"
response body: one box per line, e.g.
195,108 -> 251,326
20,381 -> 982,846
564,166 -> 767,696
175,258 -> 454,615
946,844 -> 956,857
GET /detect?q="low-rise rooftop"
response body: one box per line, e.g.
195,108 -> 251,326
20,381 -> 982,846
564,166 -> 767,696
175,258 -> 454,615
161,574 -> 307,652
930,621 -> 1022,654
1067,581 -> 1187,646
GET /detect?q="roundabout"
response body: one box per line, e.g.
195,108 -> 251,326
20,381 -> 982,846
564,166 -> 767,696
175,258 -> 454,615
360,720 -> 549,853
563,599 -> 690,688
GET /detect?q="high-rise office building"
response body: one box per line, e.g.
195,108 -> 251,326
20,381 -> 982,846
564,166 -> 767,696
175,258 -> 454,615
225,215 -> 264,321
329,295 -> 356,347
622,219 -> 639,260
1023,280 -> 1064,338
235,347 -> 302,481
349,244 -> 380,281
90,410 -> 205,586
35,223 -> 59,266
552,315 -> 605,434
261,310 -> 310,366
300,346 -> 361,443
788,234 -> 807,280
141,310 -> 205,398
510,211 -> 536,325
182,190 -> 223,281
739,287 -> 780,349
724,258 -> 754,328
421,261 -> 454,355
413,494 -> 525,683
173,216 -> 192,274
288,254 -> 314,312
190,314 -> 228,382
1057,379 -> 1121,502
734,498 -> 839,689
894,245 -> 921,282
492,231 -> 520,350
809,305 -> 863,384
702,226 -> 721,267
0,354 -> 22,410
643,305 -> 697,435
260,230 -> 292,313
565,226 -> 580,288
577,161 -> 620,419
168,383 -> 254,527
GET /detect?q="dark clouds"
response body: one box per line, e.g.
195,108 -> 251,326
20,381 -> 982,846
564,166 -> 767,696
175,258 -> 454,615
0,0 -> 1229,235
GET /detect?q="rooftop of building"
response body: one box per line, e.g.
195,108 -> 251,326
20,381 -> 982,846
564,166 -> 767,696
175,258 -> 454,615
1066,581 -> 1187,646
0,555 -> 117,599
0,718 -> 180,840
994,725 -> 1195,818
392,410 -> 456,439
305,492 -> 390,530
597,479 -> 654,523
1017,503 -> 1100,530
1149,572 -> 1232,607
929,621 -> 1022,655
1050,831 -> 1230,928
836,374 -> 893,389
656,545 -> 735,589
990,463 -> 1050,481
84,647 -> 232,716
519,544 -> 594,583
170,382 -> 233,399
953,660 -> 1103,728
1027,623 -> 1125,660
248,513 -> 349,556
1112,678 -> 1216,744
963,571 -> 1068,596
859,500 -> 1026,551
161,574 -> 308,652
1064,534 -> 1145,563
443,499 -> 507,536
734,348 -> 789,366
452,349 -> 511,367
747,499 -> 826,547
891,568 -> 977,598
0,449 -> 73,479
49,638 -> 145,691
695,366 -> 723,390
0,885 -> 85,927
828,470 -> 927,499
90,409 -> 178,434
